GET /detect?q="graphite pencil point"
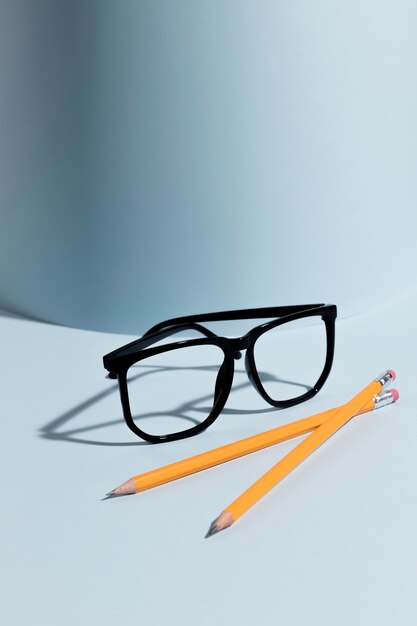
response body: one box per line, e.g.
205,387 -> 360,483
105,478 -> 137,497
204,511 -> 234,537
205,520 -> 221,538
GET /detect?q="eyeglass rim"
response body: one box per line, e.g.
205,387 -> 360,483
103,303 -> 337,443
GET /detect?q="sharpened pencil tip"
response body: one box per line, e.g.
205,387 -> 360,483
105,478 -> 137,496
205,520 -> 221,538
204,511 -> 234,537
102,488 -> 130,500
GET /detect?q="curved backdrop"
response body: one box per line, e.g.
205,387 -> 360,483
1,0 -> 416,333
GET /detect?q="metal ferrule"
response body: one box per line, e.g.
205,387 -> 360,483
374,371 -> 394,388
373,390 -> 396,409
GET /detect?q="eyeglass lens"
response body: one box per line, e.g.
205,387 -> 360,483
253,316 -> 327,401
126,343 -> 224,436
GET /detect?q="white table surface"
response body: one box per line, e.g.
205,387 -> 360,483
1,291 -> 416,626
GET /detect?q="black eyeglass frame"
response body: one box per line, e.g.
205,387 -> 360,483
103,303 -> 336,443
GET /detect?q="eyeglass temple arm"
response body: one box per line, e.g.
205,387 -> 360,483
105,322 -> 222,377
145,305 -> 326,329
144,321 -> 242,359
109,306 -> 318,368
141,321 -> 218,342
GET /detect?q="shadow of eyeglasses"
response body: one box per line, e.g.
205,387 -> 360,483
39,364 -> 311,447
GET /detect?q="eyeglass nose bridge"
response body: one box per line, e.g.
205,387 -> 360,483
228,336 -> 250,360
228,337 -> 265,398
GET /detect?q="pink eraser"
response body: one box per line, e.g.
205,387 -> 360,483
390,389 -> 399,402
387,369 -> 396,381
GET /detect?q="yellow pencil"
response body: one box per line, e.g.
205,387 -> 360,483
107,387 -> 398,497
206,370 -> 396,536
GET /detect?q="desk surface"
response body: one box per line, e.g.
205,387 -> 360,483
1,292 -> 416,626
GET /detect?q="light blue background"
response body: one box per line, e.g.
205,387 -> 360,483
1,4 -> 417,624
1,0 -> 417,333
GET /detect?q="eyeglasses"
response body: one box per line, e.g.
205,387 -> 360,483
103,304 -> 336,443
